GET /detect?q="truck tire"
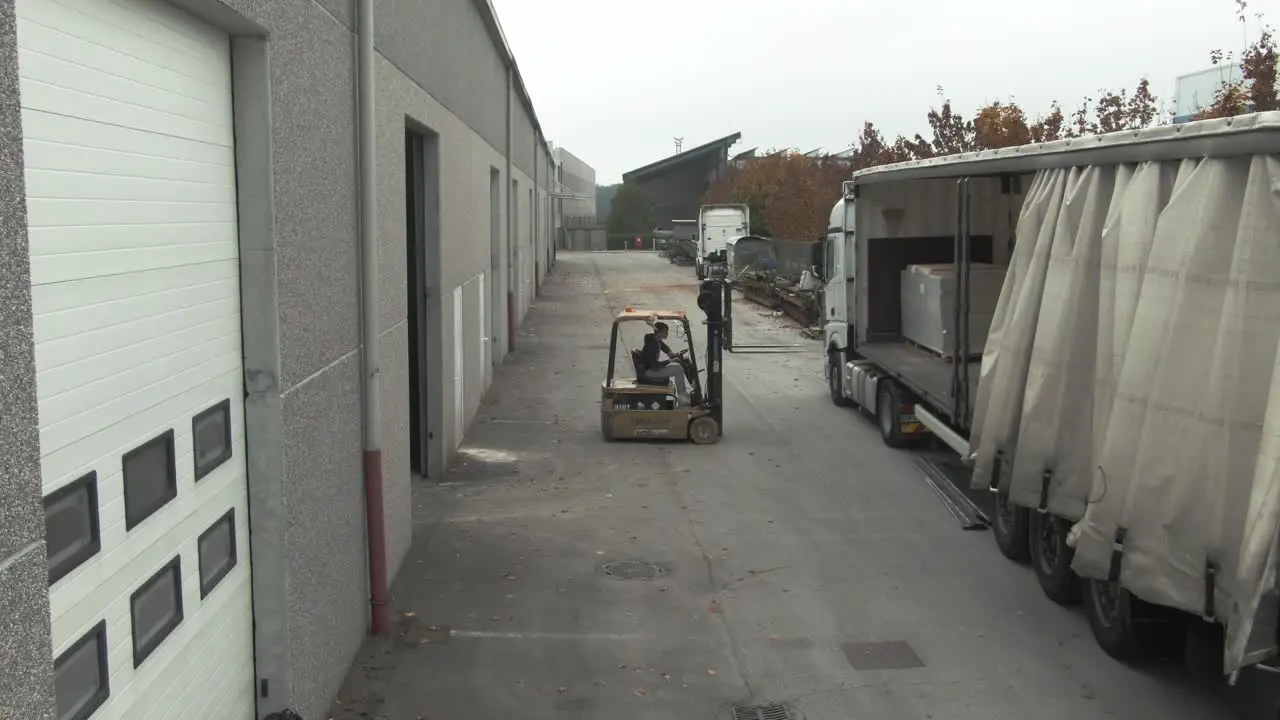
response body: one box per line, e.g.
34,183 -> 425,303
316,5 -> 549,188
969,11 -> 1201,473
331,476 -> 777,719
876,379 -> 910,448
1029,512 -> 1080,605
992,494 -> 1031,562
1184,617 -> 1225,681
1080,576 -> 1162,661
828,351 -> 850,407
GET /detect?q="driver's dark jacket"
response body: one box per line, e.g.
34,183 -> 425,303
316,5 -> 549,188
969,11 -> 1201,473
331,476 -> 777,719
641,333 -> 672,372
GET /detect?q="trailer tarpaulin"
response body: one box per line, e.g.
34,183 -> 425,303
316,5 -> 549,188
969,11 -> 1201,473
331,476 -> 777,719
1074,154 -> 1280,673
967,169 -> 1061,489
974,152 -> 1280,672
1005,166 -> 1113,517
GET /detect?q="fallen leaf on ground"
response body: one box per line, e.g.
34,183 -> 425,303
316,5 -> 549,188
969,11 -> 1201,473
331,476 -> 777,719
633,688 -> 648,697
707,669 -> 717,676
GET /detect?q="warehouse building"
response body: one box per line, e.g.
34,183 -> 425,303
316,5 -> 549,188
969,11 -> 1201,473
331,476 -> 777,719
552,144 -> 598,223
0,0 -> 559,718
621,131 -> 742,232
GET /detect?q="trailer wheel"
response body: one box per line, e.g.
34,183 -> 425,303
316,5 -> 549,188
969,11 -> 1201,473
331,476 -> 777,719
1029,512 -> 1080,605
1082,578 -> 1177,663
1184,618 -> 1225,681
876,380 -> 911,448
992,494 -> 1031,562
828,352 -> 850,407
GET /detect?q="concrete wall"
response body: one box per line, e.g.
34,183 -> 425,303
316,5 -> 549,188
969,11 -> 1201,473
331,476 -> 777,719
0,0 -> 557,718
0,2 -> 56,718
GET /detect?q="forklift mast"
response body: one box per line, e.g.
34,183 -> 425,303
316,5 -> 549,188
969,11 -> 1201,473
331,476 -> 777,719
697,279 -> 731,427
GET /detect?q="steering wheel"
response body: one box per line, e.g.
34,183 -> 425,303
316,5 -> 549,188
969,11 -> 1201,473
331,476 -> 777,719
671,348 -> 690,360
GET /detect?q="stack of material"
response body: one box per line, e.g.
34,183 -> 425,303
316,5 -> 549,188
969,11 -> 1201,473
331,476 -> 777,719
900,263 -> 1005,357
663,238 -> 696,265
777,272 -> 823,327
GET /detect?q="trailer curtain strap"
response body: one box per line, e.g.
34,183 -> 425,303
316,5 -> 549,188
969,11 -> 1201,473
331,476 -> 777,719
1204,560 -> 1219,621
1038,469 -> 1052,512
1108,527 -> 1127,583
988,449 -> 1004,492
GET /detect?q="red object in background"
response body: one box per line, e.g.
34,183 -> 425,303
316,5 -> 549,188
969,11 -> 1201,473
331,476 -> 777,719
363,450 -> 388,634
634,236 -> 643,249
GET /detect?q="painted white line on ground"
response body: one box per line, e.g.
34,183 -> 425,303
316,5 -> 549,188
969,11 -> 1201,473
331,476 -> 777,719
449,630 -> 650,641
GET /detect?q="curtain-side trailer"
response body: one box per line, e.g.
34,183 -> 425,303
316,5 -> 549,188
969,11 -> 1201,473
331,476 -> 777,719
820,111 -> 1280,680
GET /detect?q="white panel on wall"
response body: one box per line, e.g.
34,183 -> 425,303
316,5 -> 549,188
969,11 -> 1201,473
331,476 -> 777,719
453,286 -> 464,448
478,272 -> 488,387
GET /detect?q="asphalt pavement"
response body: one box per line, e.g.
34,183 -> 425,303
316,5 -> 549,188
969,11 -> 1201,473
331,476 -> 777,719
331,251 -> 1249,720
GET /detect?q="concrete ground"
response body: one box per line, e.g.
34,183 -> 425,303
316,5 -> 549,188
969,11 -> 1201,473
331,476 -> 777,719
331,252 -> 1249,720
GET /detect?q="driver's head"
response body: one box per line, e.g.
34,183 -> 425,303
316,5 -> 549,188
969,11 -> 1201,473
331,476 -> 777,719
653,321 -> 669,340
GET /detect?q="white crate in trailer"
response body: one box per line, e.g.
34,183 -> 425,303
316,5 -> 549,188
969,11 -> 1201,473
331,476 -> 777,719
18,0 -> 255,717
900,263 -> 1005,357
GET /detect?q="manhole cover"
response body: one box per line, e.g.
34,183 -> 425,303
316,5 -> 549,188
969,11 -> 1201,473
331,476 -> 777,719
731,703 -> 790,720
599,560 -> 665,580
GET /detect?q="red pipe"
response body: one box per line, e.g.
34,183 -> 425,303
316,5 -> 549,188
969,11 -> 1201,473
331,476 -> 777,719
363,450 -> 389,634
507,291 -> 516,351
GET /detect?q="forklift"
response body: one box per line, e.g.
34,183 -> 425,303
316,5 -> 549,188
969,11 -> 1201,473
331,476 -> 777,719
600,279 -> 730,444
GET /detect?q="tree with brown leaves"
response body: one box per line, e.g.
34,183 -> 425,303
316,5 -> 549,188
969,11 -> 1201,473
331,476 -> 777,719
1029,104 -> 1067,143
1201,0 -> 1277,118
703,151 -> 850,238
923,89 -> 977,155
974,101 -> 1032,149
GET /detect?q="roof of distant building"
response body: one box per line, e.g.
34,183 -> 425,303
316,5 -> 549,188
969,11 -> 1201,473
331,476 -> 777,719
622,132 -> 742,183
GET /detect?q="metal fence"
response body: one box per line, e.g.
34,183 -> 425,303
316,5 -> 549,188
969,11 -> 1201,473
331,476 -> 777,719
769,239 -> 823,276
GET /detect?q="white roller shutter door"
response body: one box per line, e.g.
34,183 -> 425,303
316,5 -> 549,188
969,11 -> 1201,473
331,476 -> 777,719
17,0 -> 255,717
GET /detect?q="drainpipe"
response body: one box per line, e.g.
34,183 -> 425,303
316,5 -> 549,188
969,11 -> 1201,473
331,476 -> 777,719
505,66 -> 515,353
357,0 -> 389,636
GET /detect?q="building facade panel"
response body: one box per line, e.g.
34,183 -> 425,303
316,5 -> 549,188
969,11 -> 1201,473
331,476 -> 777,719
0,0 -> 559,717
377,0 -> 508,159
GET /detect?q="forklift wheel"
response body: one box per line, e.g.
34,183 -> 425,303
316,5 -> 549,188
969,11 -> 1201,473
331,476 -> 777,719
688,416 -> 720,445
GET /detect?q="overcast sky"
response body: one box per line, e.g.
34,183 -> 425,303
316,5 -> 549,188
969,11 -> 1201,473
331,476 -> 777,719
490,0 -> 1275,184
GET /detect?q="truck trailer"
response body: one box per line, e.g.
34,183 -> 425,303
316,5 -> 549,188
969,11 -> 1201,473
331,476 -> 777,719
820,111 -> 1280,679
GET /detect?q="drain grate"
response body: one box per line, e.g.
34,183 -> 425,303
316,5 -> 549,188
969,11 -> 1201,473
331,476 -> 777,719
599,560 -> 665,580
731,703 -> 789,720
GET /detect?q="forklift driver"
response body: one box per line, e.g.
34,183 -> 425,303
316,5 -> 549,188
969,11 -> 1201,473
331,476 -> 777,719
642,322 -> 691,406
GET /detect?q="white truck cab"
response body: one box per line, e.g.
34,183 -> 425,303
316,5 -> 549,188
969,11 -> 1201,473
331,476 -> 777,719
822,191 -> 855,357
696,204 -> 750,279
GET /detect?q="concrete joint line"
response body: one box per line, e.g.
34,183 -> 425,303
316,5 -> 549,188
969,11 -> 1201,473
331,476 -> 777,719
449,630 -> 652,641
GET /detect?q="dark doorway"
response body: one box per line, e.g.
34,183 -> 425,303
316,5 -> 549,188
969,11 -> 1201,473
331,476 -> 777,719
406,126 -> 442,478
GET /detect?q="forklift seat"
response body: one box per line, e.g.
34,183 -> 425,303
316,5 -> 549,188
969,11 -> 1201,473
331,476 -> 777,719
630,348 -> 672,391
